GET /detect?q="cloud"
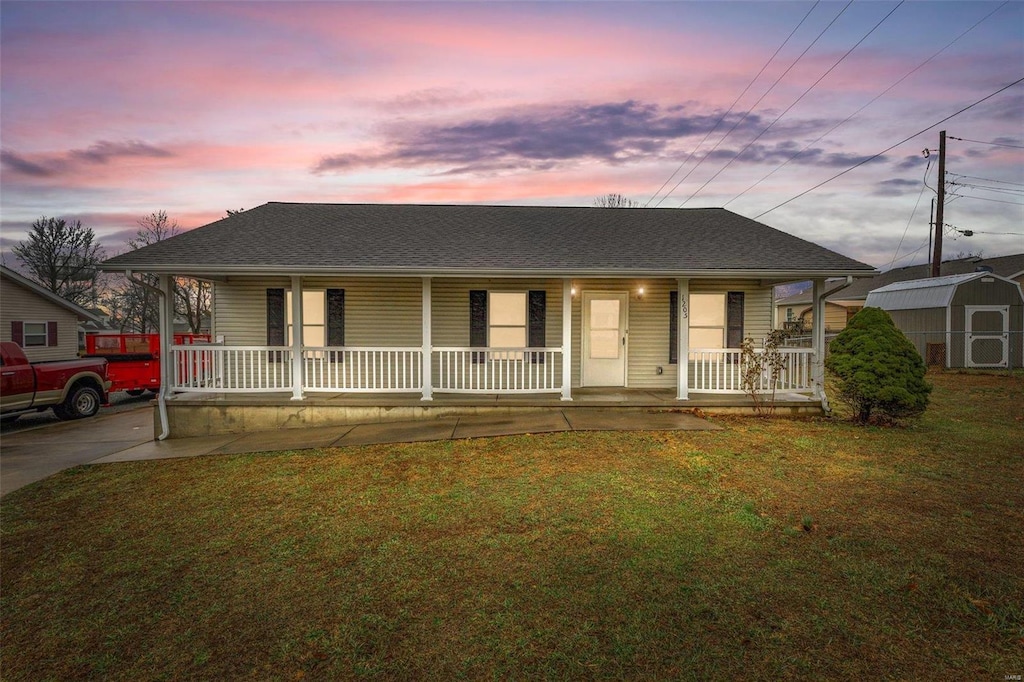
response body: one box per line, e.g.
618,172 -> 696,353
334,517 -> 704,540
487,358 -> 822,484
68,140 -> 173,165
0,150 -> 59,178
1,139 -> 174,180
314,100 -> 778,174
873,178 -> 921,197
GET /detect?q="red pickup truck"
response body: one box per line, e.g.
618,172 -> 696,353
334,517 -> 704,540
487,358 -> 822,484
0,341 -> 111,420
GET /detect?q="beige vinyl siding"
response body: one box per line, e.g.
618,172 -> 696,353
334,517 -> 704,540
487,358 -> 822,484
212,275 -> 770,391
795,301 -> 850,332
213,277 -> 422,347
0,280 -> 81,362
570,278 -> 771,390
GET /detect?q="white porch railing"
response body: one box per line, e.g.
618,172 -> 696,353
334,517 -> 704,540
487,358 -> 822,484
689,348 -> 814,394
434,347 -> 562,393
172,345 -> 293,392
303,347 -> 422,392
171,344 -> 812,396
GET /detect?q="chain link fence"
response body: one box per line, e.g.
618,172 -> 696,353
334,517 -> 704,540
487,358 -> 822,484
784,330 -> 1022,370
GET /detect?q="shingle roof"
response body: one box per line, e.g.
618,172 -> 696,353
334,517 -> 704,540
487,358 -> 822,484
102,203 -> 874,276
829,253 -> 1024,301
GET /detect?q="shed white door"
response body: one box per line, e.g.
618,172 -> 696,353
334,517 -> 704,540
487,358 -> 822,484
965,305 -> 1009,368
582,292 -> 627,386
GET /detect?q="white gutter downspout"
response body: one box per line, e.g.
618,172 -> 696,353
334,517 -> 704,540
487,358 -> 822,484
125,270 -> 172,440
811,278 -> 831,414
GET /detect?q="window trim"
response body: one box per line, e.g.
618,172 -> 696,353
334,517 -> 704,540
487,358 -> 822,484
22,321 -> 50,347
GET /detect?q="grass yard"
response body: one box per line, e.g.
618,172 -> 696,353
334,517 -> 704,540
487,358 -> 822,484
2,372 -> 1022,680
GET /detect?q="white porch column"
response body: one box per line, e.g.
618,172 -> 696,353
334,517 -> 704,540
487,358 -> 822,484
676,278 -> 690,400
157,274 -> 174,394
290,275 -> 304,401
561,278 -> 573,401
811,278 -> 827,401
421,276 -> 433,401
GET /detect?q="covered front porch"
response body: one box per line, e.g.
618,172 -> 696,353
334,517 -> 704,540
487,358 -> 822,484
149,274 -> 832,438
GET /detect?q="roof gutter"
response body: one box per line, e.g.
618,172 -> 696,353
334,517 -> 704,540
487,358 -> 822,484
101,264 -> 878,280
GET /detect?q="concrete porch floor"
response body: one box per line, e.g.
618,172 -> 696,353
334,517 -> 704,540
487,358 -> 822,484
159,388 -> 822,438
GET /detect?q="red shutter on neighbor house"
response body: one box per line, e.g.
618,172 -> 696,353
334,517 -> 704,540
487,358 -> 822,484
47,321 -> 58,347
11,321 -> 24,346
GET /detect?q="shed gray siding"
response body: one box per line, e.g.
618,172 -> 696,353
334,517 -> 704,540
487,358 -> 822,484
886,308 -> 948,365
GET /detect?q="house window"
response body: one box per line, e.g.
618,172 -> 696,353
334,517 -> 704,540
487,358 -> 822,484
689,294 -> 726,348
286,290 -> 326,347
22,322 -> 50,347
267,288 -> 344,349
489,292 -> 527,358
11,321 -> 57,348
469,290 -> 546,363
786,307 -> 794,322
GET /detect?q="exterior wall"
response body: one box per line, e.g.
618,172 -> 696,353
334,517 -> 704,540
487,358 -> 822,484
0,279 -> 81,362
794,301 -> 850,332
213,276 -> 422,347
211,275 -> 772,391
950,278 -> 1024,368
886,308 -> 948,365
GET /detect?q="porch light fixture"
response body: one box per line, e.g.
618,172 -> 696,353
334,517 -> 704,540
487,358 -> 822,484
636,286 -> 645,300
571,286 -> 577,298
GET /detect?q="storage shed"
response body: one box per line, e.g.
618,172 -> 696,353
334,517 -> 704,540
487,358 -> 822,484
865,271 -> 1024,368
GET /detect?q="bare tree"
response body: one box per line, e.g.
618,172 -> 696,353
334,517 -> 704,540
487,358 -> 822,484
102,211 -> 211,333
592,193 -> 641,208
13,216 -> 105,306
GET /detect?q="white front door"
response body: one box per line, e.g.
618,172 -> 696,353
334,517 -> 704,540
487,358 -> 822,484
582,292 -> 627,386
965,305 -> 1009,368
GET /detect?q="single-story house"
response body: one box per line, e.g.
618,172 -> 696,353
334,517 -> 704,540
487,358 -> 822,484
1,265 -> 105,362
101,203 -> 875,438
865,272 -> 1024,368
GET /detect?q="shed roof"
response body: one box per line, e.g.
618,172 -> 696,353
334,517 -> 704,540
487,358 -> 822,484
101,203 -> 874,278
864,272 -> 1019,311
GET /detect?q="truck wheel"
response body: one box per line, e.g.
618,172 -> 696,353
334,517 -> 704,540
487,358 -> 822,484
55,385 -> 102,420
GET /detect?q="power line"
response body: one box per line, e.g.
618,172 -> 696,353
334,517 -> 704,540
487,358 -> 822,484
644,2 -> 821,208
679,0 -> 906,207
888,157 -> 932,270
948,136 -> 1024,149
947,192 -> 1024,206
753,76 -> 1024,219
651,0 -> 854,208
947,172 -> 1024,187
724,1 -> 1009,208
949,181 -> 1024,196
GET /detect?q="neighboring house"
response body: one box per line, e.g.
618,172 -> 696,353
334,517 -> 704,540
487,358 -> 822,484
775,253 -> 1024,333
101,203 -> 875,437
774,280 -> 860,333
1,266 -> 105,362
865,272 -> 1024,368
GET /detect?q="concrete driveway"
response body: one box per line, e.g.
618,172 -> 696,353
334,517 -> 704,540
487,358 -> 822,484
1,408 -> 154,497
1,406 -> 721,498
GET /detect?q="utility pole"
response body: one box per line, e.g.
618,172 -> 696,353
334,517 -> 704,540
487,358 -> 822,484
931,130 -> 946,278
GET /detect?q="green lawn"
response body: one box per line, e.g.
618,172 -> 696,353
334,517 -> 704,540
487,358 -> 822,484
2,372 -> 1022,680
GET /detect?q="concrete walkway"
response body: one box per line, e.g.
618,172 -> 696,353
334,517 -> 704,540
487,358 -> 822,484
1,407 -> 720,497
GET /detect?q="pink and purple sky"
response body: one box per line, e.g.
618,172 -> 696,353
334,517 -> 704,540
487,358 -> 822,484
2,1 -> 1021,270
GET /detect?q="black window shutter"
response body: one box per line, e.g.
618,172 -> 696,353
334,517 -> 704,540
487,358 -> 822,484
528,290 -> 546,364
266,289 -> 285,362
727,291 -> 745,349
11,321 -> 24,347
669,290 -> 678,364
47,321 -> 58,347
327,289 -> 345,346
470,290 -> 487,363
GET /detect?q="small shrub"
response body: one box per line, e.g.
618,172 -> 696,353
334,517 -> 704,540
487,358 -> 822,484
740,330 -> 790,416
825,307 -> 931,423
